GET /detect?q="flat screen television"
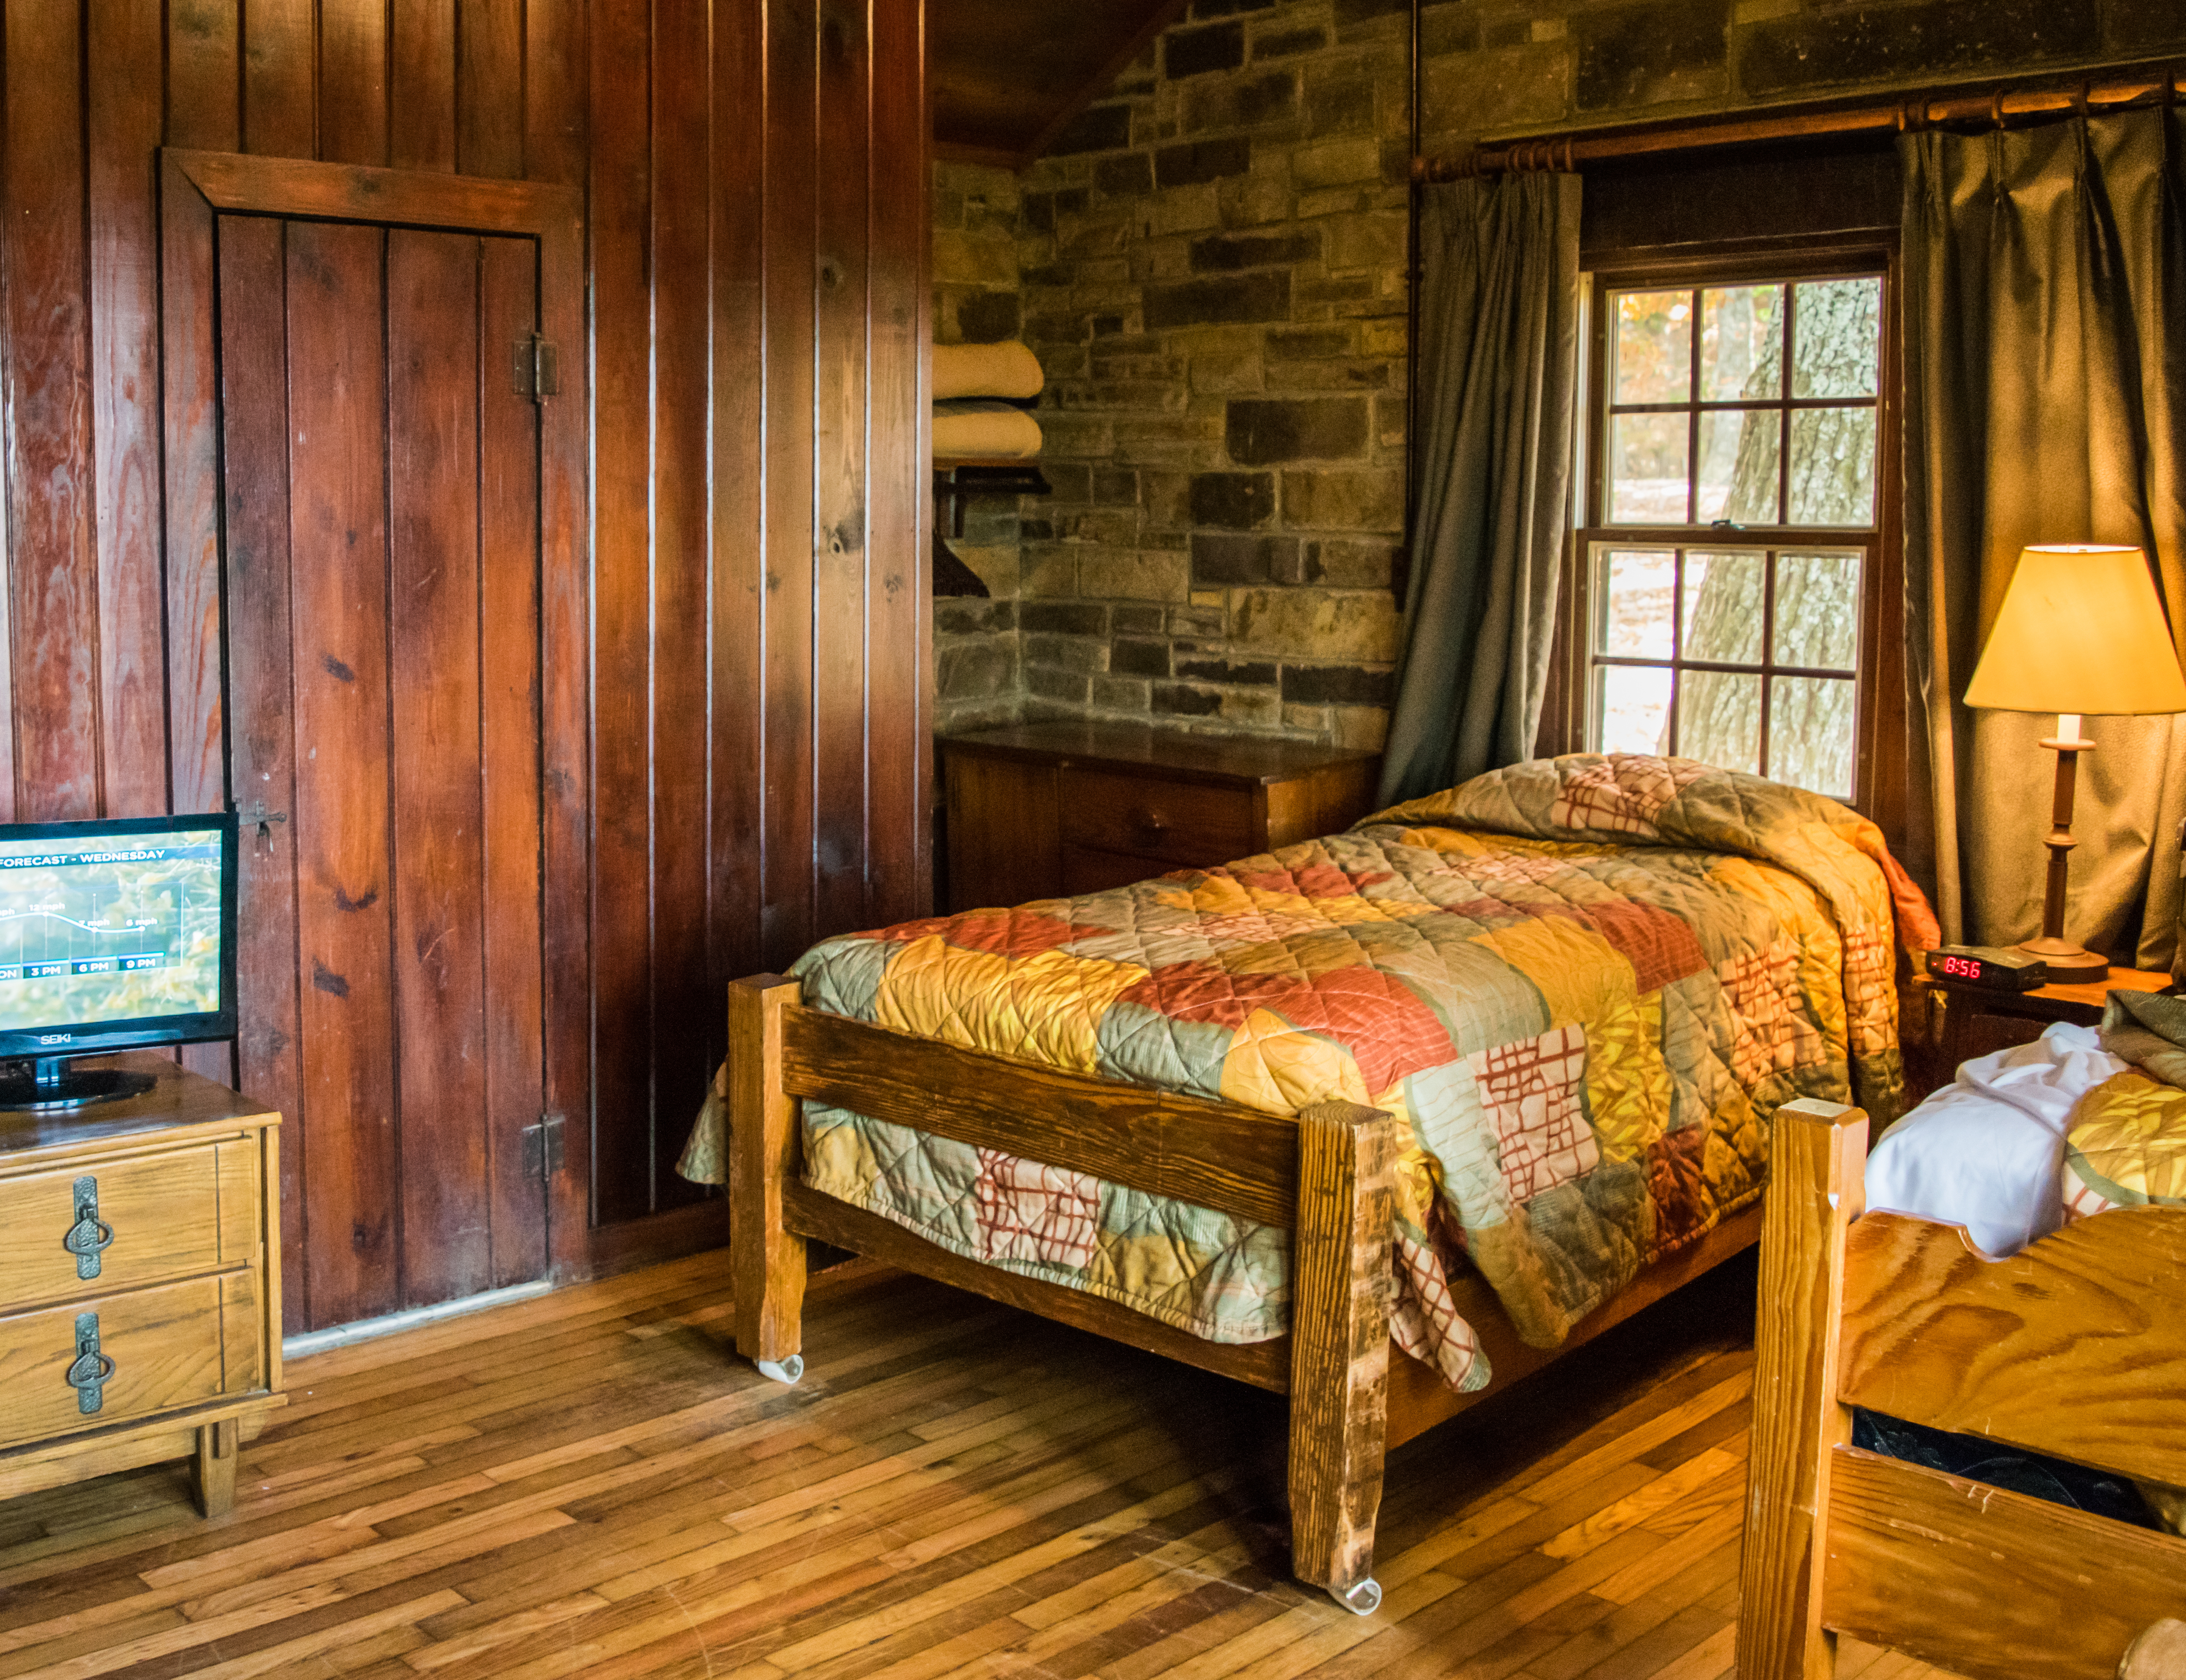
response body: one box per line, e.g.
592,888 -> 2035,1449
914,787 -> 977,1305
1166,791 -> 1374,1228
0,811 -> 238,1110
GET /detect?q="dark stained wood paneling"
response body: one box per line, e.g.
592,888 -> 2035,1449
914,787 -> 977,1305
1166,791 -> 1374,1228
762,0 -> 822,972
285,218 -> 401,1328
650,0 -> 717,1215
4,0 -> 926,1317
869,0 -> 932,931
3,4 -> 100,822
477,239 -> 550,1287
387,228 -> 492,1306
392,0 -> 459,171
814,1 -> 876,941
242,0 -> 316,156
710,1 -> 768,991
167,0 -> 241,151
87,0 -> 170,820
524,0 -> 586,188
587,0 -> 657,1227
459,0 -> 527,176
216,216 -> 309,1328
320,0 -> 390,166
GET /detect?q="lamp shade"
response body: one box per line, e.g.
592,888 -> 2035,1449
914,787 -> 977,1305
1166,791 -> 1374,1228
1962,544 -> 2186,715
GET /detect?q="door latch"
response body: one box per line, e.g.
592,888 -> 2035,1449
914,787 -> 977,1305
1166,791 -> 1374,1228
244,801 -> 288,854
521,1112 -> 566,1180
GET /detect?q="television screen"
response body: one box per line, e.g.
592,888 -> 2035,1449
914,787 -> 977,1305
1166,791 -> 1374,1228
0,813 -> 237,1059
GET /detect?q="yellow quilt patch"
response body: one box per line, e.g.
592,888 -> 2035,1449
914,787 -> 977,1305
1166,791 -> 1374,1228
1218,1005 -> 1371,1115
873,936 -> 1148,1074
1585,991 -> 1671,1164
1471,917 -> 1633,1028
2068,1071 -> 2186,1205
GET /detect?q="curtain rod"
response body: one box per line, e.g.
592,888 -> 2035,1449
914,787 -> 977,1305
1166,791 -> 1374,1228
1413,64 -> 2183,181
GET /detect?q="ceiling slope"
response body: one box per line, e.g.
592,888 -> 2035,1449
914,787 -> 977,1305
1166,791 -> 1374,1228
931,0 -> 1189,168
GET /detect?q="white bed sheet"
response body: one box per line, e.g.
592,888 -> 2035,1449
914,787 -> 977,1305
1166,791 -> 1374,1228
1864,1023 -> 2127,1257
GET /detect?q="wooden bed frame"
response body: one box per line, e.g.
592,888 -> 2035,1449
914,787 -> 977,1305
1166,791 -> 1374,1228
1739,1100 -> 2186,1680
727,973 -> 1764,1612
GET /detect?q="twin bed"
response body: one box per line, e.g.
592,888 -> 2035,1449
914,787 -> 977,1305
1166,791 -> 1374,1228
695,752 -> 2184,1652
687,752 -> 1937,1610
1738,1077 -> 2186,1680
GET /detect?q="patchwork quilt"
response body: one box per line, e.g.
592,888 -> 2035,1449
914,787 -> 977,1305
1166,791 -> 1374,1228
680,754 -> 1938,1394
2067,990 -> 2186,1223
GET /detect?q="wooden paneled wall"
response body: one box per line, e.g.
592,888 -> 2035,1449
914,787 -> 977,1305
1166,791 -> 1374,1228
0,2 -> 926,1270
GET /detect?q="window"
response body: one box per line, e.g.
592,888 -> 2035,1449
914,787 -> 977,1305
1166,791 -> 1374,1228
1575,261 -> 1887,804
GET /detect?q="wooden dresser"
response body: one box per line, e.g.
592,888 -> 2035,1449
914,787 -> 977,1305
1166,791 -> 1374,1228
940,721 -> 1381,910
0,1055 -> 282,1518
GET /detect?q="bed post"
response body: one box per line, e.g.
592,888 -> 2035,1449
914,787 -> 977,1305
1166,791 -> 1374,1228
729,975 -> 808,1384
1288,1099 -> 1401,1615
1739,1097 -> 1869,1680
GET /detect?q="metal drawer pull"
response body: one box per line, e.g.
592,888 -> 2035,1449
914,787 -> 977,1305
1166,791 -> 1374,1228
61,1176 -> 113,1281
65,1314 -> 114,1415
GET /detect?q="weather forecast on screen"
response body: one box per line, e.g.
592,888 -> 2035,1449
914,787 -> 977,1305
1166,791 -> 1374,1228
0,832 -> 225,1031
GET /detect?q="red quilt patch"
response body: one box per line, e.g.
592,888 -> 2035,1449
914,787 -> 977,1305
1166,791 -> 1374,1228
1119,960 -> 1454,1095
864,909 -> 1096,958
1645,1126 -> 1709,1251
1233,862 -> 1393,899
1581,900 -> 1708,993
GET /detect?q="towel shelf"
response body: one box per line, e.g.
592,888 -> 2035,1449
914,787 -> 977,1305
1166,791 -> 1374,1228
933,462 -> 1050,538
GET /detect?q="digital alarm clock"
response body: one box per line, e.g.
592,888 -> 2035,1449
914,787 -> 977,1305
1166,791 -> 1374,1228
1922,945 -> 2049,991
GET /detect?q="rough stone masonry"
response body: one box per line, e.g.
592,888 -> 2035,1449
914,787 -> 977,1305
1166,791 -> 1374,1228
952,0 -> 2186,752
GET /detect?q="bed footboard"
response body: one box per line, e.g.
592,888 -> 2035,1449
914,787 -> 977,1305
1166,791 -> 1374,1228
1740,1099 -> 2186,1680
723,973 -> 1402,1607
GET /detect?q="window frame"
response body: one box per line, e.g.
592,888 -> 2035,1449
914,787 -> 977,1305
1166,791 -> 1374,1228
1546,236 -> 1904,826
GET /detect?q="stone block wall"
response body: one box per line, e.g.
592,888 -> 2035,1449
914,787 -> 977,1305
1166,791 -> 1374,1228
1012,0 -> 1412,751
988,0 -> 2184,754
1408,0 -> 2183,153
932,160 -> 1028,734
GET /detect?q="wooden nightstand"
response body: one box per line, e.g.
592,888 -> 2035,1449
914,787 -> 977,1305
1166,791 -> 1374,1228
0,1054 -> 283,1518
939,722 -> 1381,910
1910,965 -> 2175,1093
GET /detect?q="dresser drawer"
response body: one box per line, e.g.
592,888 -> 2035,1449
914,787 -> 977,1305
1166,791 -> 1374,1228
0,1145 -> 233,1314
1058,769 -> 1253,868
0,1271 -> 246,1449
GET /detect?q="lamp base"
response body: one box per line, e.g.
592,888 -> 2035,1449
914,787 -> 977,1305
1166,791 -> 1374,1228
2014,936 -> 2110,986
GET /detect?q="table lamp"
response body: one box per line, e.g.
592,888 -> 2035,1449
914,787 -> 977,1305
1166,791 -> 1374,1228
1962,544 -> 2186,983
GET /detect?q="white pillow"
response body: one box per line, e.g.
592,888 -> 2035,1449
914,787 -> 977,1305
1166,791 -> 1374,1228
1863,1023 -> 2126,1257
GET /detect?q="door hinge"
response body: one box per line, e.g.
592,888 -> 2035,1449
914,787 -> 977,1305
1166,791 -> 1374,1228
512,334 -> 560,400
521,1113 -> 566,1180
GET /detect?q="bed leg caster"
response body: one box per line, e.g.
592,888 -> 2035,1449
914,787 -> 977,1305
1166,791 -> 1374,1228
754,1354 -> 804,1386
1328,1578 -> 1381,1616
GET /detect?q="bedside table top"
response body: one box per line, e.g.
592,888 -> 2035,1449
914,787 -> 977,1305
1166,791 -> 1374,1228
1918,964 -> 2174,1027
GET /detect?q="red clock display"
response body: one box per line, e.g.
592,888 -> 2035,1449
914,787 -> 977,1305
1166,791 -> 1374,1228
1923,946 -> 2045,990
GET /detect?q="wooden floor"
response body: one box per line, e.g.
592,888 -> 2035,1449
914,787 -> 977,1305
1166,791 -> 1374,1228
0,1247 -> 1962,1680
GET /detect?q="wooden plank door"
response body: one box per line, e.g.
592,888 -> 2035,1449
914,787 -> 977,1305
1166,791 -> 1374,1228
217,214 -> 547,1332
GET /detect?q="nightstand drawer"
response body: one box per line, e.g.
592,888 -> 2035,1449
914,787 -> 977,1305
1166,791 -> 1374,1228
0,1146 -> 227,1314
0,1272 -> 243,1449
1058,770 -> 1252,867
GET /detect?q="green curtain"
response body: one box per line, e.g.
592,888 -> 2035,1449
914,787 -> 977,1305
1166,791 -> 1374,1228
1378,173 -> 1581,806
1902,111 -> 2186,968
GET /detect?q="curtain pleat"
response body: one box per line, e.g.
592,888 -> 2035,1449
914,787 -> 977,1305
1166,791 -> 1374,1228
1378,173 -> 1582,807
1901,110 -> 2186,968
